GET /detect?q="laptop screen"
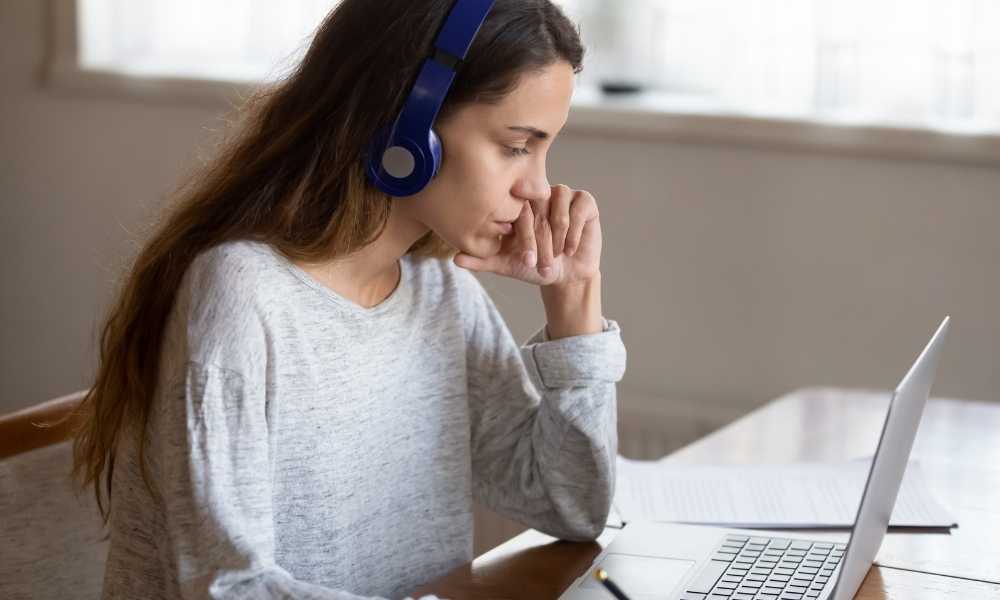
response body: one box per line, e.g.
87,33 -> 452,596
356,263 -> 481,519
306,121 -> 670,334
830,317 -> 949,600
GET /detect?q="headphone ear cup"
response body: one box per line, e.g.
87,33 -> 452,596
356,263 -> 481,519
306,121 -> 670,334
365,127 -> 438,196
428,128 -> 442,177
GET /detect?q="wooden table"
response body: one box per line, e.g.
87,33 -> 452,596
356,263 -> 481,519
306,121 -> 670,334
411,387 -> 1000,599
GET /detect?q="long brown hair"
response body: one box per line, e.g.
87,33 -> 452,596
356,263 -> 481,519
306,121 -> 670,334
64,0 -> 584,525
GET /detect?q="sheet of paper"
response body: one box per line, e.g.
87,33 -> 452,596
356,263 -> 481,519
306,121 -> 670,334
605,500 -> 625,528
612,456 -> 956,529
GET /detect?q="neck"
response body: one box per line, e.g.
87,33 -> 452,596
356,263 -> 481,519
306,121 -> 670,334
293,206 -> 429,307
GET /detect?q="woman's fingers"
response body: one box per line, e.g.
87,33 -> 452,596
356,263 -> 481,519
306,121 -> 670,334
515,201 -> 537,268
456,185 -> 601,284
563,191 -> 592,256
533,199 -> 555,273
548,185 -> 573,257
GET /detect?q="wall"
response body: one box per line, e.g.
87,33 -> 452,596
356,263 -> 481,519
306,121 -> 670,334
3,0 -> 998,431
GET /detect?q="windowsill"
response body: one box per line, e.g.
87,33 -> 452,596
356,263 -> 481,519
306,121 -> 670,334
43,61 -> 1000,168
44,59 -> 257,108
567,86 -> 1000,167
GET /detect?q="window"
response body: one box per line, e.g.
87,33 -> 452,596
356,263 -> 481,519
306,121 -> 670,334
562,0 -> 1000,134
76,0 -> 336,83
52,0 -> 1000,163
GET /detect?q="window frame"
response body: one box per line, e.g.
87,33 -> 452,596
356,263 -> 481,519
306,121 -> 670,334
44,0 -> 1000,166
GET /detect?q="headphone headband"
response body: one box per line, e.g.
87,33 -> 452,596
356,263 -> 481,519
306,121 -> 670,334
366,0 -> 497,197
435,0 -> 494,60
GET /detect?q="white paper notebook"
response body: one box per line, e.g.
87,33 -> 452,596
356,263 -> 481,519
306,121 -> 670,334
613,455 -> 956,529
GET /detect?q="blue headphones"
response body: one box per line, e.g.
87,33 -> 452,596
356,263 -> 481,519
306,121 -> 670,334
365,0 -> 496,197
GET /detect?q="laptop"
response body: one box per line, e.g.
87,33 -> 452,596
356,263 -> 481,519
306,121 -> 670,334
560,316 -> 950,600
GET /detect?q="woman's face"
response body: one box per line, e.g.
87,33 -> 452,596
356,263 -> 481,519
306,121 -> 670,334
399,61 -> 575,258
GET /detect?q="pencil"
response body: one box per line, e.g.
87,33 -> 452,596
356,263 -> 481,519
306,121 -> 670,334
594,568 -> 631,600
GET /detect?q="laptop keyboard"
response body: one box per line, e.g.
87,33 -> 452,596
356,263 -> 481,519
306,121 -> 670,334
676,534 -> 847,600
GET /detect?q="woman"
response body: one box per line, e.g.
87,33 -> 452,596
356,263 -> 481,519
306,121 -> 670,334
71,0 -> 627,598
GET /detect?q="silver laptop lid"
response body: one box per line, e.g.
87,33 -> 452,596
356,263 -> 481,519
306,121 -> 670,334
830,316 -> 950,600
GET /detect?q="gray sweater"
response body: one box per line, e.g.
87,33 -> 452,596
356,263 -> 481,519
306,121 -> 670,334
101,240 -> 627,599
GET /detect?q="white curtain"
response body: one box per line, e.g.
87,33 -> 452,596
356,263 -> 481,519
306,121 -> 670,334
78,0 -> 1000,132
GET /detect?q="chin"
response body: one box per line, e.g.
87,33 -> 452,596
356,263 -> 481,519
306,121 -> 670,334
451,231 -> 500,258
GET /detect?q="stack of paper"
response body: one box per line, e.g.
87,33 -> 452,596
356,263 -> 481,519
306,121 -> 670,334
612,455 -> 956,530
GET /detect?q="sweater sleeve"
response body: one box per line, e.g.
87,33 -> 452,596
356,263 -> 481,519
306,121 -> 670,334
147,361 -> 444,600
462,277 -> 627,542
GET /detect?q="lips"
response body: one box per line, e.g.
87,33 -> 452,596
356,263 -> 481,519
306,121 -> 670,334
495,221 -> 514,234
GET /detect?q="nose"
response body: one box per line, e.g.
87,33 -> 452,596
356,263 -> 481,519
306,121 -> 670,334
511,159 -> 550,204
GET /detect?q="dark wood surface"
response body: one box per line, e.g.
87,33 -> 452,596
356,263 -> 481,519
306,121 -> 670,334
411,388 -> 1000,599
0,390 -> 85,459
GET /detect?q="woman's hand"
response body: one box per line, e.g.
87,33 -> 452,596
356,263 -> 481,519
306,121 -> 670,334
453,184 -> 602,287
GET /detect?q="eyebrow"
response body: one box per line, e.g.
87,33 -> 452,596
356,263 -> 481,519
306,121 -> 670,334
507,125 -> 549,140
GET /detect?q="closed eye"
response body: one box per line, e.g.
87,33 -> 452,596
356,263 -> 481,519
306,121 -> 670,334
505,145 -> 531,157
